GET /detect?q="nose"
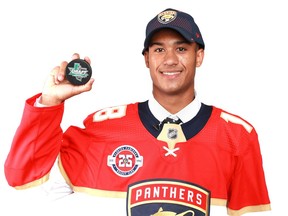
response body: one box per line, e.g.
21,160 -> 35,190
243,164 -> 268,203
163,50 -> 179,66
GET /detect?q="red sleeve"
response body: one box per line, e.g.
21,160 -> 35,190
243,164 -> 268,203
228,128 -> 270,213
59,124 -> 97,187
4,93 -> 64,188
217,110 -> 271,213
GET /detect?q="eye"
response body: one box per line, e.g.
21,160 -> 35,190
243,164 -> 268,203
177,47 -> 186,52
155,47 -> 165,53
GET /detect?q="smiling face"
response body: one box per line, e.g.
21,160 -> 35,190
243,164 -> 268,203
144,28 -> 204,111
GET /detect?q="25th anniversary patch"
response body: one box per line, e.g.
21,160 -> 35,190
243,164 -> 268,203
127,179 -> 210,216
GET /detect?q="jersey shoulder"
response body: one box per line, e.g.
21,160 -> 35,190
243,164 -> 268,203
83,102 -> 140,127
210,105 -> 255,134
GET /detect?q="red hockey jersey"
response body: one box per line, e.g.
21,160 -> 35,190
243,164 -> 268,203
4,93 -> 271,215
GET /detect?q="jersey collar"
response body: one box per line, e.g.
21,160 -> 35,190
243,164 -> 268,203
148,93 -> 201,123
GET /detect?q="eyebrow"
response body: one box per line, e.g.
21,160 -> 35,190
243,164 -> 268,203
149,40 -> 191,47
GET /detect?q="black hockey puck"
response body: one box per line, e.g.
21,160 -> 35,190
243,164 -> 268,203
65,59 -> 92,85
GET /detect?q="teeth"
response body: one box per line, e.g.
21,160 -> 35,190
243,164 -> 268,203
162,72 -> 180,75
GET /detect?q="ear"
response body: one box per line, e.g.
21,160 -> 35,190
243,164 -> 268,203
144,52 -> 149,68
196,48 -> 205,67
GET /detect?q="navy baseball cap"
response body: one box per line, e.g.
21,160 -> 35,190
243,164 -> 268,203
142,8 -> 205,54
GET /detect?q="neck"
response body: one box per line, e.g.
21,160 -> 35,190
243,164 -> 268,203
153,91 -> 195,114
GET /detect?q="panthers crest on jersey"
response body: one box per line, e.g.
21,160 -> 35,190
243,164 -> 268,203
127,179 -> 210,216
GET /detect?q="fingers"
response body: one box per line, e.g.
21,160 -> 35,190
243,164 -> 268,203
72,53 -> 91,65
71,53 -> 91,64
72,78 -> 95,95
50,66 -> 61,85
51,61 -> 67,85
84,78 -> 95,91
58,61 -> 68,82
84,56 -> 91,64
71,53 -> 80,60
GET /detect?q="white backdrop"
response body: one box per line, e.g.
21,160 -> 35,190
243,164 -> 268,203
0,0 -> 287,215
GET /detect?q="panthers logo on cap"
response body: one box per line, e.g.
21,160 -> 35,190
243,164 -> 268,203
158,10 -> 177,24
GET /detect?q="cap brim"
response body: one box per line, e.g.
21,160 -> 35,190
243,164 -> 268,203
142,26 -> 194,55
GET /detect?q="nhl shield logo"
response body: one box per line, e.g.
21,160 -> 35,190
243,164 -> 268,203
127,179 -> 210,216
167,128 -> 178,140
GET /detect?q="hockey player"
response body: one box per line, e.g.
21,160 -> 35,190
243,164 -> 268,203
4,8 -> 271,215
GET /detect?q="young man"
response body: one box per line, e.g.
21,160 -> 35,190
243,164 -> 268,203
4,8 -> 271,215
